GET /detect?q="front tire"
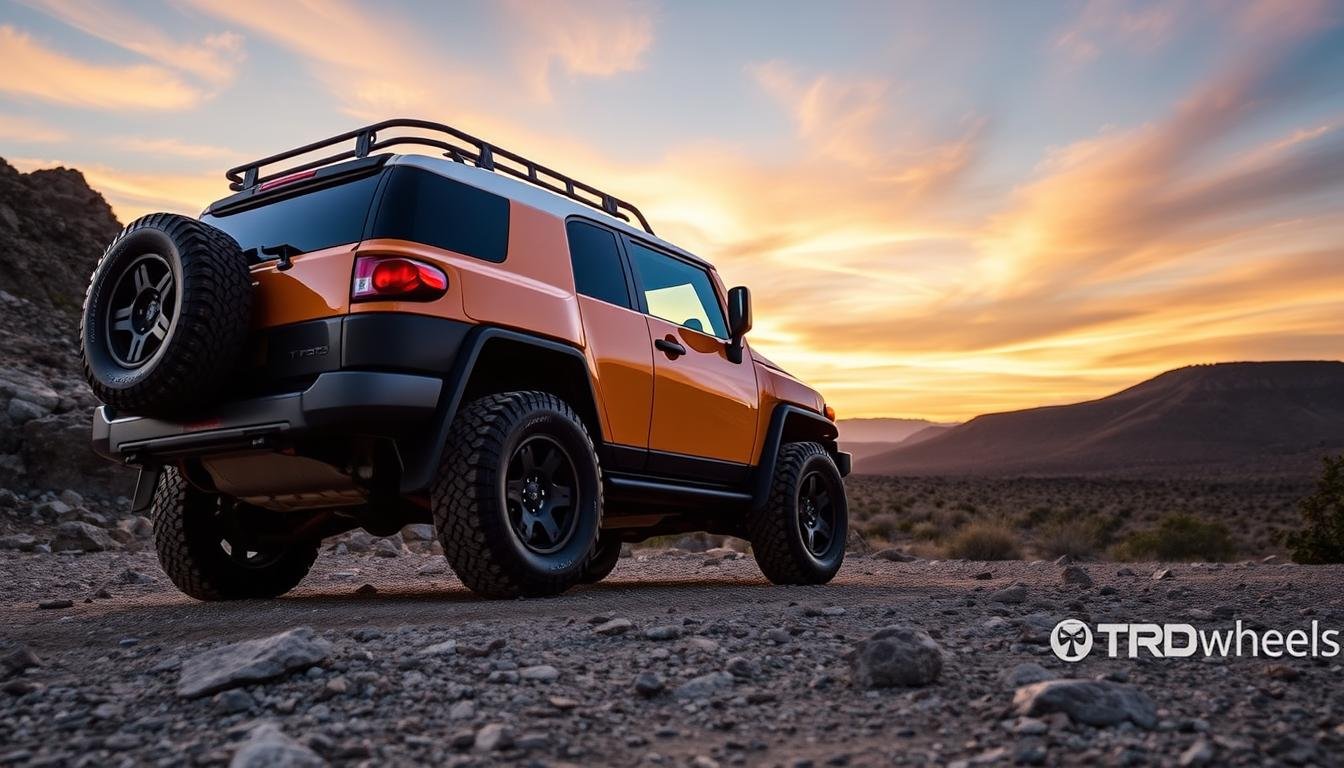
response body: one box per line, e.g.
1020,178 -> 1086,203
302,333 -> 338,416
746,442 -> 847,585
581,534 -> 623,584
432,392 -> 602,598
150,467 -> 319,600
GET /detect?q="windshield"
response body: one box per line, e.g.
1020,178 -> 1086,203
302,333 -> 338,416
201,172 -> 384,256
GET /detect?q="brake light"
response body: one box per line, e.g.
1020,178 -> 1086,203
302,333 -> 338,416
258,168 -> 317,192
352,256 -> 448,302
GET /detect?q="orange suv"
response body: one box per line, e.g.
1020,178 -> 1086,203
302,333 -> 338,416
83,119 -> 851,599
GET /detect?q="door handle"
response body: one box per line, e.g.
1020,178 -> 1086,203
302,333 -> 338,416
654,336 -> 686,359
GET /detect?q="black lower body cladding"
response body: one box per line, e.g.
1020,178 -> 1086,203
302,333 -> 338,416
247,313 -> 472,387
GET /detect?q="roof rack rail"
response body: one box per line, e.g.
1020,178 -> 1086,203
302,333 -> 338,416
224,118 -> 654,234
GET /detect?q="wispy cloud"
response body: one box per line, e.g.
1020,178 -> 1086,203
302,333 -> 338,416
0,25 -> 204,110
19,0 -> 245,88
502,0 -> 655,101
0,113 -> 69,142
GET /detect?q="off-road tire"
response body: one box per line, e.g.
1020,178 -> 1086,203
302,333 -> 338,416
746,442 -> 847,585
581,534 -> 623,584
151,467 -> 319,601
432,391 -> 602,598
81,213 -> 251,417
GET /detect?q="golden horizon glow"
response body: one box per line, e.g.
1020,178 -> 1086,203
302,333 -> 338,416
2,0 -> 1341,421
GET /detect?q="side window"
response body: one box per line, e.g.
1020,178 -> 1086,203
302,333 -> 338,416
566,220 -> 632,308
627,241 -> 728,339
370,167 -> 510,262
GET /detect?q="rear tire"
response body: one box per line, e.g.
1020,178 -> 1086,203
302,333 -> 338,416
150,467 -> 319,600
746,442 -> 847,585
432,392 -> 602,598
581,534 -> 623,584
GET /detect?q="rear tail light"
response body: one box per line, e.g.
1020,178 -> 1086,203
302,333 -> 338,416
352,256 -> 448,302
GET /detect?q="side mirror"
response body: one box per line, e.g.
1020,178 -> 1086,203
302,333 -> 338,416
726,286 -> 752,363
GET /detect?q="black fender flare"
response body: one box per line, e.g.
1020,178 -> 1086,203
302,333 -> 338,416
398,326 -> 602,494
750,404 -> 847,511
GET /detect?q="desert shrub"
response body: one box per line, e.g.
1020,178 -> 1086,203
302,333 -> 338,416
1035,518 -> 1101,560
1114,514 -> 1236,562
859,512 -> 903,542
910,521 -> 942,541
1284,455 -> 1344,563
944,521 -> 1023,561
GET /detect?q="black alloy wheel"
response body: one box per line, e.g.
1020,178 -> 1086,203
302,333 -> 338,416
505,435 -> 581,554
797,469 -> 839,558
104,253 -> 176,367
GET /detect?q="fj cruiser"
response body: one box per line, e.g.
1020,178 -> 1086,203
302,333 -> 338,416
82,119 -> 851,599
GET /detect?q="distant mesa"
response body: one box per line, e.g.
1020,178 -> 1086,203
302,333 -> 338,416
854,361 -> 1344,478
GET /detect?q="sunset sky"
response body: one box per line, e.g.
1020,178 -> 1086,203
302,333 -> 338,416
2,0 -> 1342,421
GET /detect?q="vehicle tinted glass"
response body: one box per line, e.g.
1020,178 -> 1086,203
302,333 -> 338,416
566,220 -> 631,308
628,241 -> 728,338
371,166 -> 510,262
201,172 -> 383,255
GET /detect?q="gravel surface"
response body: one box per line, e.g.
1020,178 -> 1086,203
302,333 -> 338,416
2,550 -> 1342,766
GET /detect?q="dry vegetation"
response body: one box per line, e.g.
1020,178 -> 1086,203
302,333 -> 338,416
844,474 -> 1314,562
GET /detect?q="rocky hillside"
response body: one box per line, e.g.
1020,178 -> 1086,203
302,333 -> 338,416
857,361 -> 1344,477
0,157 -> 133,523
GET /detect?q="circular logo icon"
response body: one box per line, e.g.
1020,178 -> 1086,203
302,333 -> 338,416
1051,619 -> 1093,662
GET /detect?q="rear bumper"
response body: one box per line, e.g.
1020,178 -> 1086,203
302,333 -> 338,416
92,370 -> 442,462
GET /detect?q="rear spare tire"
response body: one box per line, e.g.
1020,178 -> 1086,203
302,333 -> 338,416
80,213 -> 251,417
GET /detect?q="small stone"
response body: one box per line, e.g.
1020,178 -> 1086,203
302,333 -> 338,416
177,627 -> 331,698
38,599 -> 73,610
1053,554 -> 1075,565
373,538 -> 401,558
594,618 -> 633,635
419,640 -> 458,656
520,664 -> 560,683
474,723 -> 512,751
972,571 -> 993,580
990,583 -> 1028,604
873,548 -> 915,562
51,521 -> 119,552
1179,739 -> 1215,766
644,625 -> 682,641
549,696 -> 579,710
449,700 -> 476,720
1,645 -> 41,675
1012,679 -> 1157,729
1152,568 -> 1175,580
849,626 -> 942,688
214,688 -> 255,714
634,672 -> 665,697
354,583 -> 378,596
1000,662 -> 1055,688
674,671 -> 734,700
415,560 -> 448,576
402,523 -> 435,542
725,655 -> 757,678
116,568 -> 154,585
459,638 -> 505,657
229,722 -> 325,767
1061,565 -> 1093,587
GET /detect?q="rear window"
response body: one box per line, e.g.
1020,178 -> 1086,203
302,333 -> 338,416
370,166 -> 510,263
201,172 -> 383,255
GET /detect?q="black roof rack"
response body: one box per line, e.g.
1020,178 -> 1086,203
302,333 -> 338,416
224,118 -> 654,234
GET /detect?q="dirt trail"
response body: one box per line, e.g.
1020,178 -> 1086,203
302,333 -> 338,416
3,551 -> 1342,766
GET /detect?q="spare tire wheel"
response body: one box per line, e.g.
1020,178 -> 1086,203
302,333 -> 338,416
80,213 -> 252,417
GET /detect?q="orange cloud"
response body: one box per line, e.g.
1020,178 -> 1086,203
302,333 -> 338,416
0,113 -> 69,142
0,25 -> 203,110
19,0 -> 245,87
502,0 -> 655,101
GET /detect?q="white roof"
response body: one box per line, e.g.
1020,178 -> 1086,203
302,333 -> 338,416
388,154 -> 712,268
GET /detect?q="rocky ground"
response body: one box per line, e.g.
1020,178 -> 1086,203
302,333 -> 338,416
2,547 -> 1342,767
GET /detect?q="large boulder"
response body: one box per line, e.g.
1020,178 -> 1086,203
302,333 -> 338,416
229,722 -> 326,768
178,628 -> 332,698
849,626 -> 943,688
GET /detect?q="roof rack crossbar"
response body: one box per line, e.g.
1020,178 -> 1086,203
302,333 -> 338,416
225,118 -> 653,234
